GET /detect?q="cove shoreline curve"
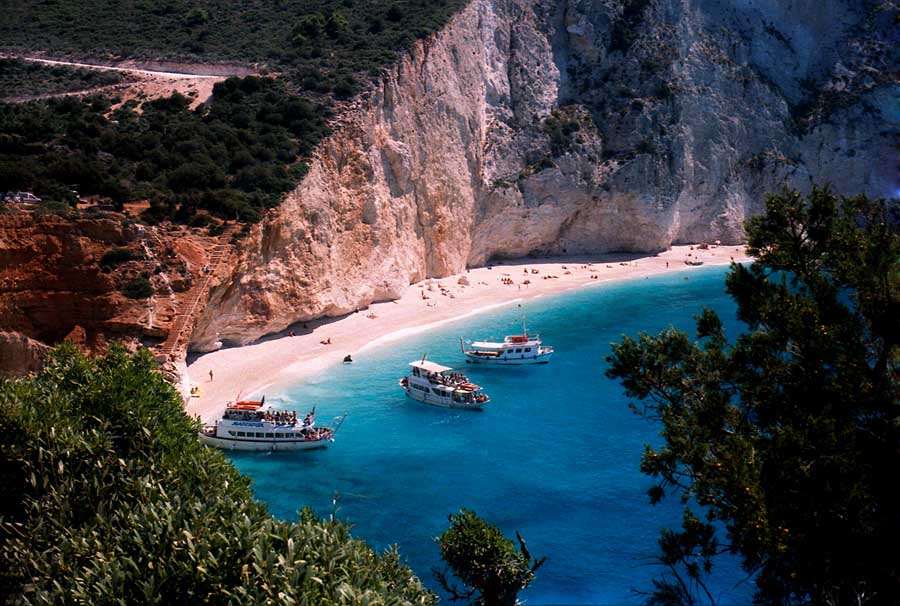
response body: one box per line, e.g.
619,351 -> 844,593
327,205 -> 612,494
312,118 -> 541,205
185,244 -> 751,422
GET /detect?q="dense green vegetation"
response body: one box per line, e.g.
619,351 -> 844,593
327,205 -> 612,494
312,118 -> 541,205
0,344 -> 436,605
0,58 -> 125,100
434,509 -> 545,606
1,0 -> 469,223
0,76 -> 329,222
1,0 -> 466,96
607,187 -> 899,605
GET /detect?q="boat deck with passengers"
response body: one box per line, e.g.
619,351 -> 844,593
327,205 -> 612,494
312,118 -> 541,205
199,397 -> 345,451
400,358 -> 490,410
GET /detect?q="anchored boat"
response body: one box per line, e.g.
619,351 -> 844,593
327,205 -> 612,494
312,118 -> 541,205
199,397 -> 345,451
461,317 -> 553,365
400,358 -> 490,410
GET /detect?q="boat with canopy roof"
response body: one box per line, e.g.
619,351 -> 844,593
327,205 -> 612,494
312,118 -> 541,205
399,357 -> 490,410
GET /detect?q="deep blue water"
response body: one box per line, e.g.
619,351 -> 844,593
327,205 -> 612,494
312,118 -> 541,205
228,266 -> 754,604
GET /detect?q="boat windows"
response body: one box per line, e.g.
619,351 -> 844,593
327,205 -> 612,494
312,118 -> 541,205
256,432 -> 265,438
266,433 -> 275,438
524,347 -> 531,352
507,349 -> 514,354
432,388 -> 447,396
515,348 -> 522,353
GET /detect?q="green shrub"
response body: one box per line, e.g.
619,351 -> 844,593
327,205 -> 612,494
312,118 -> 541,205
188,213 -> 213,228
0,345 -> 437,604
435,509 -> 545,606
100,247 -> 134,268
207,222 -> 226,236
122,275 -> 154,299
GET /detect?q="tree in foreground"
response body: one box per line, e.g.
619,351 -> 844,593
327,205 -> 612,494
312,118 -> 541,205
0,344 -> 436,606
606,187 -> 898,605
434,509 -> 545,606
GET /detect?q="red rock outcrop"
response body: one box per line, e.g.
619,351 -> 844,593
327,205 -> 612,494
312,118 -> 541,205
0,211 -> 233,374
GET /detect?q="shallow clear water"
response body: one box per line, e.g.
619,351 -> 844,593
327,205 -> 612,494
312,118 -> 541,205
229,266 -> 753,604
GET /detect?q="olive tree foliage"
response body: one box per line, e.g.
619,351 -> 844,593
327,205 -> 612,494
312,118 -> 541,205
0,344 -> 436,606
606,187 -> 899,606
434,509 -> 545,606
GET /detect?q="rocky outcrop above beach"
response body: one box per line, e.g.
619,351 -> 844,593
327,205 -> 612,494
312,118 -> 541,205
0,211 -> 232,369
191,0 -> 898,349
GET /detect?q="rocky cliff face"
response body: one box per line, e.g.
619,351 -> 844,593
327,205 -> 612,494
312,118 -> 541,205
192,0 -> 898,349
0,212 -> 230,367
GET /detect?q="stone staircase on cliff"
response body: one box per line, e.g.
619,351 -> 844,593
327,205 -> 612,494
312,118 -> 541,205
156,241 -> 231,360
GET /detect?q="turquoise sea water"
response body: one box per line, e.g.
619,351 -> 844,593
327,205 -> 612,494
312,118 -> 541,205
228,266 -> 754,604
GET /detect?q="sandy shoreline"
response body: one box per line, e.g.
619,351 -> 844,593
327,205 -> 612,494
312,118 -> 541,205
185,245 -> 750,421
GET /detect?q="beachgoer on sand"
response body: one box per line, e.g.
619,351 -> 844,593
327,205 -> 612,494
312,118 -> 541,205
209,370 -> 214,382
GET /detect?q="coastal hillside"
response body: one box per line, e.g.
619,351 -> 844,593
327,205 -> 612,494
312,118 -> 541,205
0,0 -> 896,357
191,0 -> 899,348
0,0 -> 468,366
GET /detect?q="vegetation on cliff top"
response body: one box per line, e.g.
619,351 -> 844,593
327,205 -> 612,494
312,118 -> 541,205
607,187 -> 899,605
0,344 -> 436,605
0,58 -> 126,102
0,0 -> 468,222
0,77 -> 328,222
1,0 -> 467,97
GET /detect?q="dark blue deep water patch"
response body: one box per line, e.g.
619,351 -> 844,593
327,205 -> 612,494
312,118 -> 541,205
228,266 -> 753,604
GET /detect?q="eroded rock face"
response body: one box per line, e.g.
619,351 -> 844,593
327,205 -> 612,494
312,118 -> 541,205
0,213 -> 229,366
0,214 -> 133,346
192,0 -> 898,348
0,331 -> 50,377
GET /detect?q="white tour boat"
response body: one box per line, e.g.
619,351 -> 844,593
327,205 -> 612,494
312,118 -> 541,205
399,359 -> 490,410
199,398 -> 345,451
461,318 -> 553,365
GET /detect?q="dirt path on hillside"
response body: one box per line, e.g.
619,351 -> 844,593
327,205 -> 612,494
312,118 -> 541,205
19,57 -> 228,79
7,56 -> 250,107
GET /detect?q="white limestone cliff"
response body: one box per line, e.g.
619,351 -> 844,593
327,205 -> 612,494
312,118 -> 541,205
191,0 -> 898,349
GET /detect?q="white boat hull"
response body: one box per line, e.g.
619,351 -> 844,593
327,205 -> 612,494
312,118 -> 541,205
463,351 -> 553,365
198,433 -> 330,451
403,386 -> 485,410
